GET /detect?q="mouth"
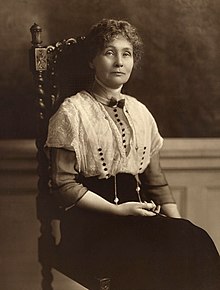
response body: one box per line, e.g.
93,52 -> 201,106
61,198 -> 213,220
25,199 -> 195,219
111,72 -> 125,76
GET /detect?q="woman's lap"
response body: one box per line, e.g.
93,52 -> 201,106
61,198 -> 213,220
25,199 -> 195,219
59,207 -> 220,290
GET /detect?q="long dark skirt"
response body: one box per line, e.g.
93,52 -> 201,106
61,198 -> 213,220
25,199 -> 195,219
59,174 -> 220,290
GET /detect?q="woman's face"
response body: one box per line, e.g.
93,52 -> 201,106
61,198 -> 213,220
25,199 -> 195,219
90,35 -> 134,89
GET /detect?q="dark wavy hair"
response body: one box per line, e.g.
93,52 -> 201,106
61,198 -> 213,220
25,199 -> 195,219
84,19 -> 144,66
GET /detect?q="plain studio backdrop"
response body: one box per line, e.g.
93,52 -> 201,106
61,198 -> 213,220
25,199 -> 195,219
0,1 -> 220,289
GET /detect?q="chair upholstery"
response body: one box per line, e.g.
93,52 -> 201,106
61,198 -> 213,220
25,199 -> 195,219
29,23 -> 111,290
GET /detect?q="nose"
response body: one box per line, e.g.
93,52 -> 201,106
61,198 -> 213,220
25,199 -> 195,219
115,54 -> 123,67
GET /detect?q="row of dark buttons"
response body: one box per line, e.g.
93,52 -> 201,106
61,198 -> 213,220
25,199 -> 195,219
139,147 -> 147,171
113,108 -> 127,149
97,148 -> 110,177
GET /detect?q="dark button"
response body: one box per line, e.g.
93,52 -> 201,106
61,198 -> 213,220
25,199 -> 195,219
140,162 -> 143,165
113,109 -> 117,112
115,114 -> 118,117
143,151 -> 146,155
122,128 -> 125,132
122,133 -> 125,137
142,156 -> 144,160
98,148 -> 102,151
139,167 -> 142,170
102,163 -> 106,166
104,168 -> 108,171
101,157 -> 104,161
123,140 -> 126,143
117,118 -> 120,122
124,145 -> 127,148
99,152 -> 103,156
120,122 -> 123,126
144,146 -> 147,149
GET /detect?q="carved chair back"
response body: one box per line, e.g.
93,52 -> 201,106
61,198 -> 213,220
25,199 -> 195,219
29,23 -> 110,290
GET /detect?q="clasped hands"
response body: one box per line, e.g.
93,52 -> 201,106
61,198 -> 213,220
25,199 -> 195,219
117,200 -> 161,217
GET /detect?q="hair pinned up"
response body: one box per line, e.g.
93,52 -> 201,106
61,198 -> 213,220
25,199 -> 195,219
84,19 -> 144,66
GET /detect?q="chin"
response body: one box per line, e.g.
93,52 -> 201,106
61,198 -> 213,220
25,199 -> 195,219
109,82 -> 125,89
108,79 -> 128,89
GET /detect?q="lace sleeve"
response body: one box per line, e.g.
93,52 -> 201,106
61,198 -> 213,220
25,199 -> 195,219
150,116 -> 163,157
46,105 -> 77,151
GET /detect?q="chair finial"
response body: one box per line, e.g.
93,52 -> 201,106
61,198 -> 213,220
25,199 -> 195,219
30,23 -> 43,47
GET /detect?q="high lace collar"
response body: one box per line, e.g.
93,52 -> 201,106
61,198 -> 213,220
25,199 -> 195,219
91,76 -> 124,106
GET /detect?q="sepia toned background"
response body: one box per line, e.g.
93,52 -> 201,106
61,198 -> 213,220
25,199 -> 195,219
0,1 -> 220,290
1,0 -> 220,138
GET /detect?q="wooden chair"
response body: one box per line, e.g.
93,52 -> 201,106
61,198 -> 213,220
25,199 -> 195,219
29,23 -> 111,290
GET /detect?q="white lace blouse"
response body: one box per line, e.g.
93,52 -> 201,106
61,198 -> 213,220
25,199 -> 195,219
45,91 -> 175,208
46,90 -> 163,178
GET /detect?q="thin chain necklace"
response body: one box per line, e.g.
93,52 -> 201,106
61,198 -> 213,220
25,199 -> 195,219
91,77 -> 142,205
113,175 -> 143,205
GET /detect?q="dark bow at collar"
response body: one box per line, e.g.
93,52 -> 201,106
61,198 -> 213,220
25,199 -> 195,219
109,97 -> 125,108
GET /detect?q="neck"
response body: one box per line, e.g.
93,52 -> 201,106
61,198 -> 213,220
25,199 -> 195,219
92,76 -> 123,102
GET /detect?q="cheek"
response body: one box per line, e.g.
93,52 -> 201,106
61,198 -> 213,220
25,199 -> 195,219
95,60 -> 110,73
126,61 -> 134,74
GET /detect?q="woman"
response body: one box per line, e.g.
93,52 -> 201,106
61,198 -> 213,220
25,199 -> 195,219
46,19 -> 219,290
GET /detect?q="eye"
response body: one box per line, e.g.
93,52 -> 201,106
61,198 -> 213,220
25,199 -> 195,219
105,50 -> 114,56
123,51 -> 132,57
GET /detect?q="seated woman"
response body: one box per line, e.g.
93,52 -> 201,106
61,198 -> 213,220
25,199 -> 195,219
46,18 -> 219,290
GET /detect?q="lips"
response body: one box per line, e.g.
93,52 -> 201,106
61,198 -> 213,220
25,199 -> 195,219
111,71 -> 125,75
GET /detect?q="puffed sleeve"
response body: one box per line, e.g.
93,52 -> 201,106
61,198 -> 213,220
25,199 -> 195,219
46,108 -> 75,151
51,148 -> 88,208
45,99 -> 82,162
149,115 -> 163,157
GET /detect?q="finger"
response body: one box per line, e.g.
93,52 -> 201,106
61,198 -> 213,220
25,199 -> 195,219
143,202 -> 155,210
154,205 -> 161,213
150,200 -> 156,209
141,209 -> 156,217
